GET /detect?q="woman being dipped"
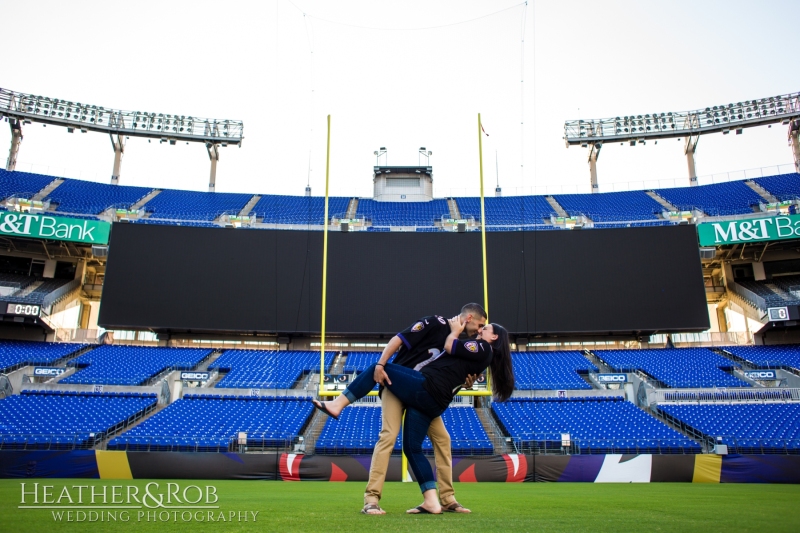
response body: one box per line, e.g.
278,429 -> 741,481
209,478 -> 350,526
312,316 -> 514,514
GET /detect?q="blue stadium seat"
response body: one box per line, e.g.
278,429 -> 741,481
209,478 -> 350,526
315,405 -> 492,455
722,345 -> 800,372
143,189 -> 253,221
0,169 -> 56,201
107,395 -> 312,451
61,345 -> 213,386
594,348 -> 749,388
0,340 -> 86,372
493,397 -> 699,454
512,351 -> 597,390
49,179 -> 154,214
659,403 -> 800,454
553,191 -> 663,222
654,181 -> 762,216
251,195 -> 351,225
0,391 -> 156,450
753,173 -> 800,202
210,350 -> 334,389
356,199 -> 450,227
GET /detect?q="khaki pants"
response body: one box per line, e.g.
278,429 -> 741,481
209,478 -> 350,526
364,388 -> 455,505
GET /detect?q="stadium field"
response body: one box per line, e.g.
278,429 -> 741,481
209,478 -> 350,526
1,479 -> 798,532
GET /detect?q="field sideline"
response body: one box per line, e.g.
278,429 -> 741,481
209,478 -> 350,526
1,479 -> 797,532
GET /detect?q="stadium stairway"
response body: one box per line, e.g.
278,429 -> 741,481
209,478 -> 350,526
581,350 -> 614,374
725,286 -> 769,323
647,405 -> 712,451
345,198 -> 359,219
475,405 -> 514,454
239,195 -> 261,216
447,198 -> 462,219
645,191 -> 678,212
95,402 -> 169,450
130,189 -> 161,211
745,180 -> 778,203
545,196 -> 569,217
32,178 -> 64,201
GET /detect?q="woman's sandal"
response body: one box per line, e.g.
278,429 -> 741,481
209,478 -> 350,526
406,505 -> 442,515
442,501 -> 471,513
361,503 -> 385,515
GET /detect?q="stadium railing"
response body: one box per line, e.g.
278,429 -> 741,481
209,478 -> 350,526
503,434 -> 702,455
653,388 -> 800,404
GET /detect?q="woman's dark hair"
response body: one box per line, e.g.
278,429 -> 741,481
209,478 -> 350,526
487,323 -> 514,402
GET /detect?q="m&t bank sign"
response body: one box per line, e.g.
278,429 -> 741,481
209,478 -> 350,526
697,214 -> 800,246
0,212 -> 110,244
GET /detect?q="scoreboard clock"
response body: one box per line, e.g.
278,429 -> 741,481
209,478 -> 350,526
5,303 -> 41,316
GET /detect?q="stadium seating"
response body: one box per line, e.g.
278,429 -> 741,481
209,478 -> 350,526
654,181 -> 762,216
594,348 -> 749,388
48,179 -> 153,214
143,189 -> 253,221
0,390 -> 156,449
721,345 -> 800,372
0,277 -> 76,305
0,170 -> 794,228
659,403 -> 800,453
454,196 -> 556,225
356,199 -> 450,227
493,397 -> 700,454
512,351 -> 597,390
553,191 -> 662,222
315,405 -> 493,455
0,340 -> 86,372
210,350 -> 334,389
61,346 -> 213,386
342,352 -> 386,373
735,279 -> 800,307
251,195 -> 351,225
0,169 -> 56,201
753,173 -> 800,202
107,395 -> 312,451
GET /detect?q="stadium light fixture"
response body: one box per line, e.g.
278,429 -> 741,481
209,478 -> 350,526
0,87 -> 243,191
564,90 -> 800,189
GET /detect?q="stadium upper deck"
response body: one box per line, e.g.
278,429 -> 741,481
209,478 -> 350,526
1,168 -> 798,230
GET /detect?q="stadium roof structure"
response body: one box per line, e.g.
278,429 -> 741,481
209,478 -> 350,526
564,91 -> 800,194
0,87 -> 243,192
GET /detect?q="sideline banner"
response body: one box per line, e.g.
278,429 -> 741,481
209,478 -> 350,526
0,212 -> 110,244
697,214 -> 800,246
1,451 -> 799,483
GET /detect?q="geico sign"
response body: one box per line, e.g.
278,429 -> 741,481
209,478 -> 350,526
597,374 -> 627,383
744,370 -> 777,379
180,372 -> 209,381
33,367 -> 65,376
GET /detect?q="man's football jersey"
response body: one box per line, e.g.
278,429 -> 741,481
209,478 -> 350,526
392,315 -> 450,369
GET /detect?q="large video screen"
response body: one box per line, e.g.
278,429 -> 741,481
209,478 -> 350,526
99,223 -> 708,336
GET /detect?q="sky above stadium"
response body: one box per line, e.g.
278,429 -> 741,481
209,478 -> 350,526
2,0 -> 799,198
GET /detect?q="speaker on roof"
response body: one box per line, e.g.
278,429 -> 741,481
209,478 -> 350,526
341,222 -> 349,232
457,223 -> 466,233
699,247 -> 716,260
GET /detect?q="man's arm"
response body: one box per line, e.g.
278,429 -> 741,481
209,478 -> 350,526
373,335 -> 403,386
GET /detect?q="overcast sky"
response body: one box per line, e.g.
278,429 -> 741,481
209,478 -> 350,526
2,0 -> 799,198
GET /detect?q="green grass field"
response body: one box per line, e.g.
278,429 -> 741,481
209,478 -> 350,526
1,479 -> 798,532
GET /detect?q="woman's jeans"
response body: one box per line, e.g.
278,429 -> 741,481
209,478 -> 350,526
343,363 -> 445,493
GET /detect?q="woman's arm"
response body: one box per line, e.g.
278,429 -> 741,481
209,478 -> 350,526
444,316 -> 466,354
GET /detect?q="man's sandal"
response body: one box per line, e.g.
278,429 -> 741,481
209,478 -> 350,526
361,503 -> 385,515
442,501 -> 471,513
